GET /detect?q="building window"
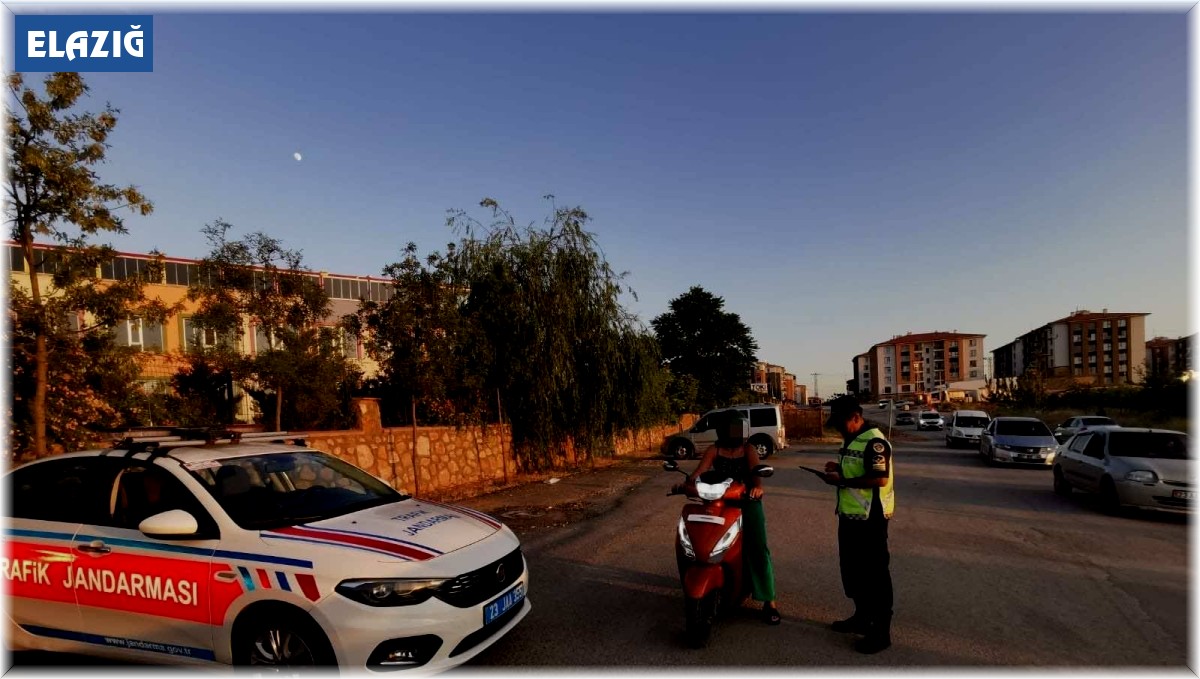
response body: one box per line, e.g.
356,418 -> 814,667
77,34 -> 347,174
901,385 -> 911,393
1073,368 -> 1082,376
969,360 -> 977,368
183,317 -> 230,351
1087,333 -> 1096,342
885,356 -> 891,365
1103,343 -> 1112,351
1089,356 -> 1097,365
1119,342 -> 1126,350
1118,319 -> 1127,327
1072,334 -> 1081,344
1074,356 -> 1082,365
1119,367 -> 1128,375
1103,321 -> 1111,329
969,339 -> 977,347
1119,353 -> 1127,361
114,318 -> 164,352
165,262 -> 201,286
1104,366 -> 1113,374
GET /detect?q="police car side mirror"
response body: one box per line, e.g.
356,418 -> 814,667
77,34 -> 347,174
139,509 -> 200,540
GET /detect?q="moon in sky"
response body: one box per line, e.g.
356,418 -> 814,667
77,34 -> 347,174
293,152 -> 302,162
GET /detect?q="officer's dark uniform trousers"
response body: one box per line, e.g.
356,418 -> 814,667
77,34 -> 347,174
838,499 -> 893,628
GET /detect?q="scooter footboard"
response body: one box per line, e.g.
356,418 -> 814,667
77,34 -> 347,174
683,564 -> 725,599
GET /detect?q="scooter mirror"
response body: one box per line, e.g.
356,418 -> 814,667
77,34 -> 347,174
753,464 -> 775,478
663,460 -> 679,472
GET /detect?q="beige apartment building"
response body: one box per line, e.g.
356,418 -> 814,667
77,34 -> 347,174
991,309 -> 1148,388
853,331 -> 987,399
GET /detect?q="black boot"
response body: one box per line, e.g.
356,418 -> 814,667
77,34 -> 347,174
853,617 -> 892,654
830,613 -> 870,634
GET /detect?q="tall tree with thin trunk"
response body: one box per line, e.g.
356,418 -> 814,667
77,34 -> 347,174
187,220 -> 333,431
6,72 -> 160,457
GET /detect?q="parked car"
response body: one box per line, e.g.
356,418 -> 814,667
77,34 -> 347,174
877,399 -> 892,409
979,417 -> 1058,466
945,410 -> 990,448
916,412 -> 945,431
3,431 -> 529,669
1053,428 -> 1191,514
894,412 -> 915,426
1053,415 -> 1119,444
662,403 -> 786,460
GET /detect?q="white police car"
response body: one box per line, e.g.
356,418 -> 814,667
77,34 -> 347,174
3,430 -> 529,670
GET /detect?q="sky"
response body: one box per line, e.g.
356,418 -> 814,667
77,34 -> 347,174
4,8 -> 1190,396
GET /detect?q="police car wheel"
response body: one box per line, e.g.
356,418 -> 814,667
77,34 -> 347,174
234,610 -> 335,666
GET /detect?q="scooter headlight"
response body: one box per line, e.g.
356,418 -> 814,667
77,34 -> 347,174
709,517 -> 742,563
677,516 -> 695,559
695,479 -> 733,501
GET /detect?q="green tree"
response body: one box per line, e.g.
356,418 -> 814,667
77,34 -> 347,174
6,72 -> 167,456
187,220 -> 349,431
651,286 -> 759,411
356,197 -> 672,471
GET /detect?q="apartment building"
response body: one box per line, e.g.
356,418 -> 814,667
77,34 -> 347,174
1146,334 -> 1194,379
991,309 -> 1149,387
855,331 -> 987,398
8,243 -> 388,418
752,361 -> 799,402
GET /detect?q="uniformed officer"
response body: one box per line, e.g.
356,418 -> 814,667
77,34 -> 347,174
819,395 -> 894,654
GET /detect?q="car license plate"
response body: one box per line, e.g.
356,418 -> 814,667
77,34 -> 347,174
1172,490 -> 1195,500
484,582 -> 525,625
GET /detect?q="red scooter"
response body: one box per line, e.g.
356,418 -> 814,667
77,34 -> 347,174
664,459 -> 774,647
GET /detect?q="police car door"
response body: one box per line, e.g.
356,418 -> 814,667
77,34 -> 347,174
5,456 -> 120,646
70,460 -> 220,663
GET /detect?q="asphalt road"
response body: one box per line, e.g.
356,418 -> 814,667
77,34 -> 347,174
468,408 -> 1190,667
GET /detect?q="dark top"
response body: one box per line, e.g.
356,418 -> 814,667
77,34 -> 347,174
711,447 -> 749,483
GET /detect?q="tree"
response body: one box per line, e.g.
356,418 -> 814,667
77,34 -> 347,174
6,72 -> 167,456
651,286 -> 759,411
354,197 -> 673,470
187,220 -> 343,431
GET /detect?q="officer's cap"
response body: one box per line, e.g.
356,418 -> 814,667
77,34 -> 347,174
825,395 -> 863,427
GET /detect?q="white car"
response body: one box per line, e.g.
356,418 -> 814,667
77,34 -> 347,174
916,412 -> 945,431
4,431 -> 529,670
945,410 -> 990,448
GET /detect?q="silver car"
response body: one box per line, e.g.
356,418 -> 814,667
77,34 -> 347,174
1053,428 -> 1192,514
979,417 -> 1058,466
1053,415 -> 1119,444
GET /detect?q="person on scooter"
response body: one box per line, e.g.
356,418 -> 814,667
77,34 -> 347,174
673,409 -> 780,625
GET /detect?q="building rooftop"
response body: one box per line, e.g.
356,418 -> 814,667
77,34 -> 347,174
1048,309 -> 1150,326
874,331 -> 986,348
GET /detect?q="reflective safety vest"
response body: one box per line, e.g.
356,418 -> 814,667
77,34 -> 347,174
837,427 -> 895,520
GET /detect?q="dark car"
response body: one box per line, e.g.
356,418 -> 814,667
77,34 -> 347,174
894,412 -> 915,426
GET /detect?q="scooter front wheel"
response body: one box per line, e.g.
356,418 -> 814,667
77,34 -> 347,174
684,590 -> 721,648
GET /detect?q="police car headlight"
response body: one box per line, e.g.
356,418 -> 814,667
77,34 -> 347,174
709,517 -> 742,563
336,578 -> 450,607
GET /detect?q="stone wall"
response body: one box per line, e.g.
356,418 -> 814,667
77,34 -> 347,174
304,399 -> 698,501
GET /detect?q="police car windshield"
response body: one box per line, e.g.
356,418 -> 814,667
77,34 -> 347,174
955,417 -> 989,428
186,451 -> 406,530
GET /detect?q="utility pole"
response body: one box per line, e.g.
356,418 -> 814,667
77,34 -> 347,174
811,373 -> 822,401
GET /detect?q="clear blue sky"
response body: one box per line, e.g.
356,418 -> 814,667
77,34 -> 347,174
8,11 -> 1189,395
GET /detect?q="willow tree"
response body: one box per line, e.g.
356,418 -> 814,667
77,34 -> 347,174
6,72 -> 167,456
448,197 -> 670,470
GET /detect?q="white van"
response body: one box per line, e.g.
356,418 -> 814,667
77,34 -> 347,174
946,410 -> 991,448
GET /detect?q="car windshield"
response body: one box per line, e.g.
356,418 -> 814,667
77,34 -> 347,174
1081,417 -> 1116,427
920,413 -> 940,420
186,451 -> 405,530
956,417 -> 989,428
995,421 -> 1052,437
1107,431 -> 1189,460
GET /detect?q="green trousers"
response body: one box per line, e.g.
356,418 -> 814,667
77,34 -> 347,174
741,499 -> 776,602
